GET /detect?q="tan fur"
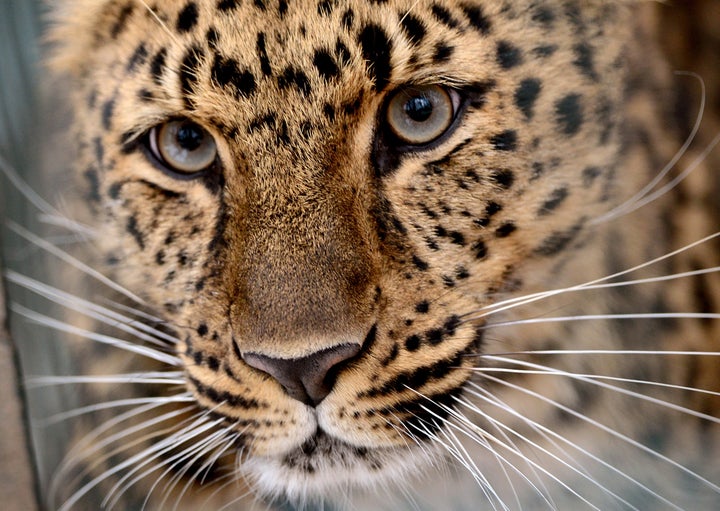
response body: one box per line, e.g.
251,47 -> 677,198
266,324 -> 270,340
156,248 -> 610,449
41,0 -> 720,509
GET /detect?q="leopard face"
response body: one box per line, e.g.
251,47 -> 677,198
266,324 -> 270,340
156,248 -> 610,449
44,0 -> 720,508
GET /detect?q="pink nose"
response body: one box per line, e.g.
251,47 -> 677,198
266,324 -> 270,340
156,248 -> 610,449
242,343 -> 362,406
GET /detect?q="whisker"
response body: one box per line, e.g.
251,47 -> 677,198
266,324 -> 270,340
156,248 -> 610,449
466,365 -> 720,398
100,415 -> 224,509
482,312 -> 720,330
50,403 -> 196,506
592,71 -> 706,224
5,220 -> 145,304
478,372 -> 720,495
478,355 -> 720,424
26,372 -> 185,388
11,303 -> 181,366
462,383 -> 679,510
39,394 -> 194,427
6,270 -> 178,346
469,232 -> 720,320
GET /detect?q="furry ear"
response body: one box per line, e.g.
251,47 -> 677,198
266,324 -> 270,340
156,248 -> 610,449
45,0 -> 125,76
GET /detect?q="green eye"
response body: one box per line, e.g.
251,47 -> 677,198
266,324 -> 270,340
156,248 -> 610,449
149,119 -> 217,174
386,85 -> 456,145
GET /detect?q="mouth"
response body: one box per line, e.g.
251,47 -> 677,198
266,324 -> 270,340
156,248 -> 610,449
240,430 -> 438,503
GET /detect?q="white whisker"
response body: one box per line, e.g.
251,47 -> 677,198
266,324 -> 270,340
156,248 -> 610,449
11,303 -> 181,366
482,312 -> 719,330
462,383 -> 680,510
478,372 -> 720,495
6,269 -> 178,345
5,220 -> 145,304
39,394 -> 193,427
592,71 -> 706,224
469,232 -> 720,320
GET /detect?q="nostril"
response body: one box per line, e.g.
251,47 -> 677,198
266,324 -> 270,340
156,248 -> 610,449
242,343 -> 361,406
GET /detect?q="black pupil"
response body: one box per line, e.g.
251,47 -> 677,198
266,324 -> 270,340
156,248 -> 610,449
404,95 -> 433,122
176,123 -> 205,151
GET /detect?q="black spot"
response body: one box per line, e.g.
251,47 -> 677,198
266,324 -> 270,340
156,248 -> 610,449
279,0 -> 288,17
555,94 -> 584,135
533,45 -> 557,58
537,187 -> 568,215
278,66 -> 312,96
415,301 -> 430,314
217,0 -> 238,10
155,250 -> 166,265
490,169 -> 515,189
358,24 -> 393,91
313,49 -> 340,80
335,40 -> 352,65
84,167 -> 101,203
450,231 -> 466,246
177,2 -> 199,32
534,219 -> 585,256
472,239 -> 488,259
256,33 -> 272,76
207,356 -> 220,371
405,335 -> 421,351
323,103 -> 336,121
426,328 -> 444,345
318,0 -> 334,15
197,323 -> 209,336
400,13 -> 426,45
431,4 -> 460,29
110,4 -> 134,38
126,215 -> 145,249
138,89 -> 153,104
532,7 -> 555,26
341,8 -> 354,29
206,27 -> 219,48
514,78 -> 541,119
253,0 -> 267,11
495,222 -> 517,238
108,181 -> 124,200
456,266 -> 470,280
433,41 -> 454,63
573,42 -> 598,80
212,54 -> 256,98
179,46 -> 204,106
496,40 -> 522,69
490,130 -> 517,151
582,166 -> 601,187
150,48 -> 167,85
127,43 -> 148,72
460,4 -> 491,34
101,98 -> 115,130
412,255 -> 429,271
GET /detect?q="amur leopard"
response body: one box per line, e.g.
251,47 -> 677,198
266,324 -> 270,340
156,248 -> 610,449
2,0 -> 719,510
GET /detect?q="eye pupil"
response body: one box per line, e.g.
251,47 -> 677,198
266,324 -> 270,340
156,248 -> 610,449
404,96 -> 433,122
176,123 -> 205,152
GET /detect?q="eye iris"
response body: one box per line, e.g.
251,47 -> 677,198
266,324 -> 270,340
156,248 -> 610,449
404,96 -> 433,122
152,119 -> 218,174
176,123 -> 205,152
386,84 -> 455,145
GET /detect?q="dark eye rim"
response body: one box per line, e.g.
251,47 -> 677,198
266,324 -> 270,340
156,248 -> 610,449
384,84 -> 460,147
141,117 -> 221,180
379,84 -> 469,154
373,82 -> 486,175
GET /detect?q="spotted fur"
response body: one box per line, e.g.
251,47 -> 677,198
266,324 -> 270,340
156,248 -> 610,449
26,0 -> 720,509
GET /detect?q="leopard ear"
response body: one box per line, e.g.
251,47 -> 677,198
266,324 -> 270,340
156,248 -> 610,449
45,0 -> 123,76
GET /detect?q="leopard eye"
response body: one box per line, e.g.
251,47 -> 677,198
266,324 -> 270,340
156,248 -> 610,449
149,119 -> 217,174
385,85 -> 456,145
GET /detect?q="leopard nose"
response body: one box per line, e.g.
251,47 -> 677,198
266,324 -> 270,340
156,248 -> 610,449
242,343 -> 362,406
